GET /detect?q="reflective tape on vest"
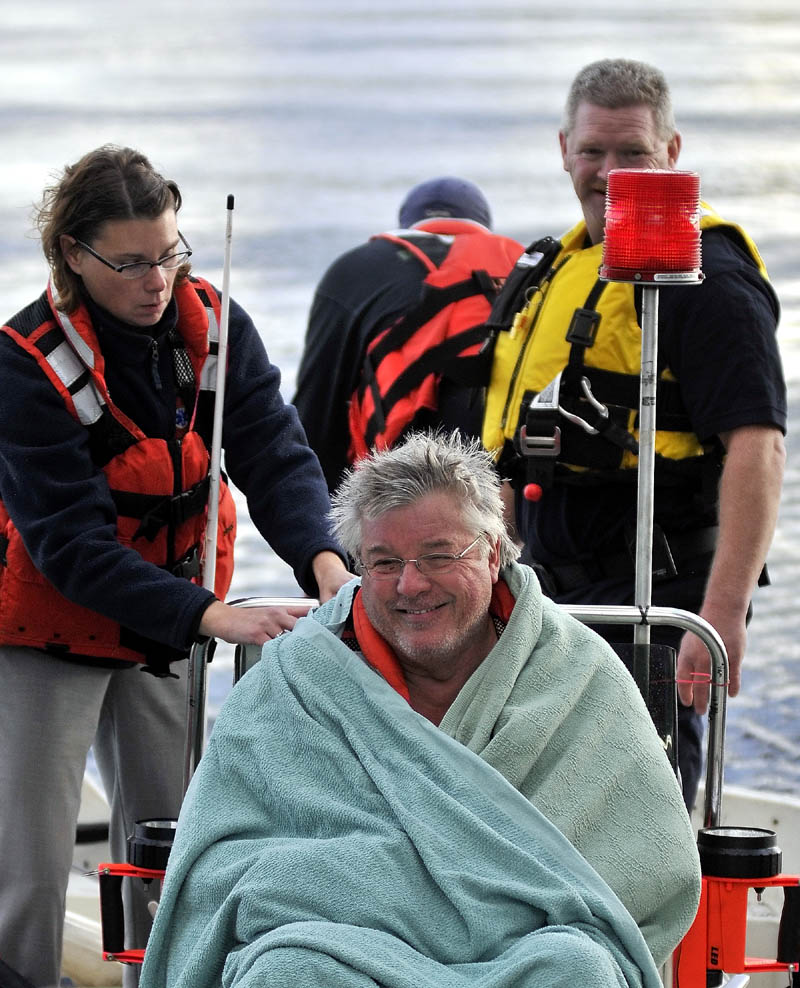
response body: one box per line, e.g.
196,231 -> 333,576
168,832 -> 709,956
198,306 -> 220,393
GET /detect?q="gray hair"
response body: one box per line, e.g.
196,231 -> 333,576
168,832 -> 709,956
329,431 -> 518,569
562,58 -> 676,141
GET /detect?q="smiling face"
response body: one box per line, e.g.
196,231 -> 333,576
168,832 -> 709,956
559,101 -> 681,244
60,208 -> 181,328
358,491 -> 501,682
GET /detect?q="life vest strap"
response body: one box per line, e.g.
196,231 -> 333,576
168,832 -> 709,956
110,476 -> 211,542
362,323 -> 490,447
363,273 -> 497,373
484,236 -> 562,336
565,278 -> 606,356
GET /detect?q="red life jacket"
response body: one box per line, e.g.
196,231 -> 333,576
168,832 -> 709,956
0,276 -> 236,665
347,220 -> 522,461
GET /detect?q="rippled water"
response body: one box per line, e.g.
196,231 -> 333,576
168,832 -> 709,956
1,0 -> 799,793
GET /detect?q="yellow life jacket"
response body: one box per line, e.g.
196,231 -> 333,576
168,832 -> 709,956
481,204 -> 771,482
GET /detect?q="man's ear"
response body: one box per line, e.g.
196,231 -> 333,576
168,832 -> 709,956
488,536 -> 502,583
667,130 -> 682,167
558,130 -> 569,171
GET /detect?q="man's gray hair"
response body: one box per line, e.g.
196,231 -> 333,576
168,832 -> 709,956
562,58 -> 676,140
329,431 -> 519,569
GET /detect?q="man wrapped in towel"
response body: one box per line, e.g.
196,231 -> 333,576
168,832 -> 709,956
141,433 -> 701,988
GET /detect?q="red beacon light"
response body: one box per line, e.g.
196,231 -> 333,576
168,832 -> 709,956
600,169 -> 703,285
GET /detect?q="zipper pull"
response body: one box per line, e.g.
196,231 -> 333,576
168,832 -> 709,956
510,306 -> 532,341
150,339 -> 163,392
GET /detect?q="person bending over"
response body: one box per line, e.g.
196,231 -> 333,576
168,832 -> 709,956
0,144 -> 352,988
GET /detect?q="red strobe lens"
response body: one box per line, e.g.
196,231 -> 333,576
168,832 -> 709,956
600,169 -> 703,284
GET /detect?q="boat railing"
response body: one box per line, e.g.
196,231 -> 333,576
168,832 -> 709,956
560,603 -> 727,831
183,596 -> 319,790
184,595 -> 728,828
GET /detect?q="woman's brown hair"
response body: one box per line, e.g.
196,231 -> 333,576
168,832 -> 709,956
36,144 -> 191,312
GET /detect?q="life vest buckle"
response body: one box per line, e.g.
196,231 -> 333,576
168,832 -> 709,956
519,373 -> 610,457
519,422 -> 561,457
565,306 -> 601,347
518,375 -> 562,460
170,545 -> 201,581
557,376 -> 609,435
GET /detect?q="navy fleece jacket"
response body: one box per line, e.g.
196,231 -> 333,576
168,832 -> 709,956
0,285 -> 342,656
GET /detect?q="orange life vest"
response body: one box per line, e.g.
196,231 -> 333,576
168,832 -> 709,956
0,276 -> 236,664
347,220 -> 522,461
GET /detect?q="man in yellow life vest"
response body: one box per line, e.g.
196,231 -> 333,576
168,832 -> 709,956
482,58 -> 786,809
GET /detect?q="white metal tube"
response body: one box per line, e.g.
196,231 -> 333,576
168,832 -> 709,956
634,285 -> 659,643
629,284 -> 660,702
184,195 -> 235,793
203,194 -> 235,591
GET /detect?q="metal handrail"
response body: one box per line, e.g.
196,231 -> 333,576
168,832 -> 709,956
561,603 -> 727,829
183,596 -> 318,791
184,594 -> 727,829
229,597 -> 320,684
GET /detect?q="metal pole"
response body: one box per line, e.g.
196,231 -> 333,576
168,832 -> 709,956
632,284 -> 728,827
183,638 -> 212,791
203,194 -> 235,591
632,284 -> 659,696
183,195 -> 235,793
183,597 -> 317,790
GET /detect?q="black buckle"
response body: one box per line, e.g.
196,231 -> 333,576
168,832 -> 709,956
624,523 -> 677,581
518,385 -> 562,459
566,307 -> 601,347
132,478 -> 210,542
171,545 -> 201,581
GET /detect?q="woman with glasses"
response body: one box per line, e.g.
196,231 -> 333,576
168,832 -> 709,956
0,144 -> 352,987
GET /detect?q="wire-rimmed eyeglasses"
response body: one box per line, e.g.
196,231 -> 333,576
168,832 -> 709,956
358,534 -> 485,580
72,231 -> 192,280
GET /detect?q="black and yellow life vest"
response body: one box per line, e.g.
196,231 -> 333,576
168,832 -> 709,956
481,204 -> 772,486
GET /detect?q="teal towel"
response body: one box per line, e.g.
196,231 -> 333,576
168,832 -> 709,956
140,565 -> 680,988
439,563 -> 700,966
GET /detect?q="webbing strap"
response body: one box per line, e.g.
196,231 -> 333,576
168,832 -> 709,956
363,271 -> 496,373
111,476 -> 210,542
566,278 -> 606,370
363,323 -> 490,446
484,236 -> 562,335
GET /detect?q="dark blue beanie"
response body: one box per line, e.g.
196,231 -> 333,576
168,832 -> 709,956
398,176 -> 492,230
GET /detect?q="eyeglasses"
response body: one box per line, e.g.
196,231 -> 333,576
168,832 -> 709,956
72,231 -> 192,280
359,534 -> 484,580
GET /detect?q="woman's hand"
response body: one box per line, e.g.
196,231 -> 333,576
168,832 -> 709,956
197,551 -> 354,645
198,599 -> 313,645
311,550 -> 356,602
